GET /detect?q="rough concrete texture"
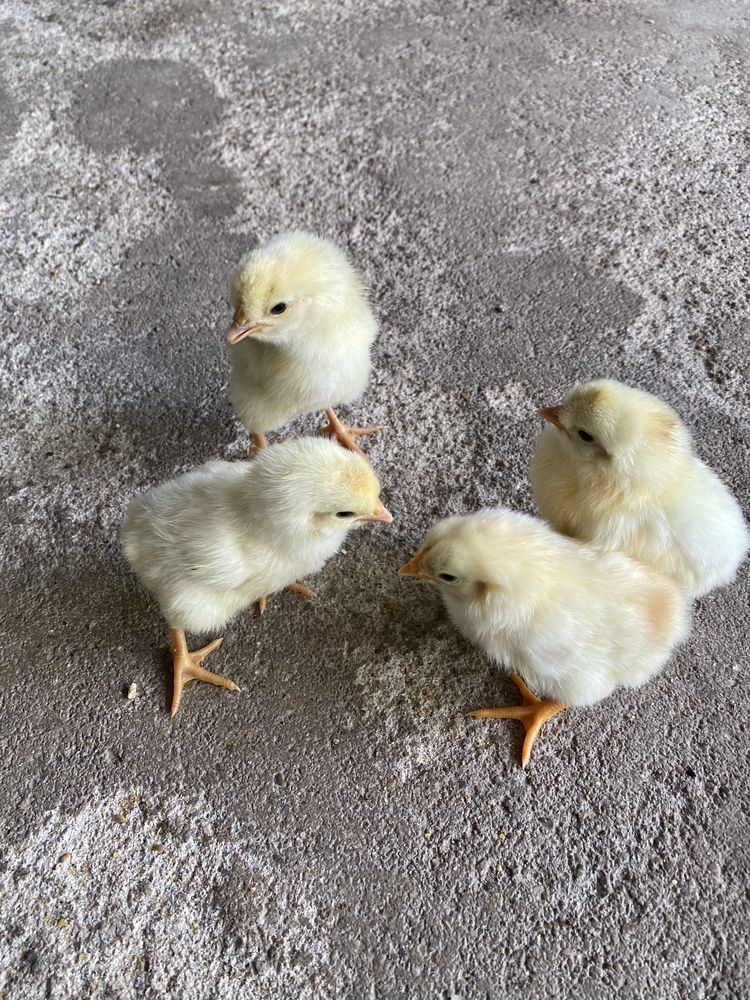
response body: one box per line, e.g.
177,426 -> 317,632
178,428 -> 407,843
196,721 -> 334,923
1,1 -> 749,997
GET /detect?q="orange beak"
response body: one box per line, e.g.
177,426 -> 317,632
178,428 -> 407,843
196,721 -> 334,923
226,322 -> 270,345
358,501 -> 393,524
397,551 -> 431,580
539,405 -> 566,433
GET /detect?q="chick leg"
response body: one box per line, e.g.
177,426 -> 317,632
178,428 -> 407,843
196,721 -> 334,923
469,675 -> 566,768
255,582 -> 317,616
249,432 -> 267,455
169,628 -> 239,716
319,407 -> 379,454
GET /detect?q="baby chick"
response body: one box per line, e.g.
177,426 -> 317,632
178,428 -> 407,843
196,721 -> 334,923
226,231 -> 379,453
122,438 -> 392,715
399,509 -> 690,766
531,380 -> 749,598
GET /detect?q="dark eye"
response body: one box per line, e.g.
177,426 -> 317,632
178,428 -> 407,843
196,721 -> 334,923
577,429 -> 595,443
336,511 -> 355,518
270,302 -> 287,315
438,573 -> 457,583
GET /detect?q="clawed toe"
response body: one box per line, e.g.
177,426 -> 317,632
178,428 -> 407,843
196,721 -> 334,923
469,675 -> 566,767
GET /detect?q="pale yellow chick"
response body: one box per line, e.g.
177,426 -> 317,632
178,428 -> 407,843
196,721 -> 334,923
532,380 -> 749,598
226,231 -> 379,453
399,509 -> 690,766
122,438 -> 392,715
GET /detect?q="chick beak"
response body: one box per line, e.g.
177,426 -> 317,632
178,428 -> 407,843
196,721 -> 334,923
359,502 -> 393,524
397,552 -> 431,580
226,322 -> 270,345
539,405 -> 566,432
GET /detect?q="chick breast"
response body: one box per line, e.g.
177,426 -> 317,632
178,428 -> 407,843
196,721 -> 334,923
231,321 -> 375,434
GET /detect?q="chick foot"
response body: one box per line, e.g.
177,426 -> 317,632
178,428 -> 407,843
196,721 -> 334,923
469,675 -> 566,768
256,582 -> 317,616
319,407 -> 379,454
169,628 -> 239,716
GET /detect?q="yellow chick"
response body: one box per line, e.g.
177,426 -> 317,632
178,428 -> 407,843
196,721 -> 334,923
122,438 -> 392,715
399,509 -> 690,766
226,231 -> 379,453
531,379 -> 749,598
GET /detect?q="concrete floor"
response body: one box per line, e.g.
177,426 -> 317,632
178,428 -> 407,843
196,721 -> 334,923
1,1 -> 749,997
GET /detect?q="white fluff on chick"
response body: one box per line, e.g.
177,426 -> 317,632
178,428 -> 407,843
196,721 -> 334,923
226,231 -> 379,452
122,437 -> 392,714
531,379 -> 749,598
399,508 -> 690,766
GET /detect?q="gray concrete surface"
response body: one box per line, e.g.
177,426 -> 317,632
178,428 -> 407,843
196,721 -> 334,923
1,1 -> 749,997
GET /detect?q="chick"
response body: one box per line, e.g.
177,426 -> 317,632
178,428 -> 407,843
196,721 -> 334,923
531,380 -> 749,598
399,509 -> 690,766
226,231 -> 379,454
122,438 -> 392,715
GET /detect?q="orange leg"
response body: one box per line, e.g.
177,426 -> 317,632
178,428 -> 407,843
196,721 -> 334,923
469,675 -> 566,768
249,432 -> 267,455
255,582 -> 317,616
318,407 -> 379,454
169,628 -> 239,716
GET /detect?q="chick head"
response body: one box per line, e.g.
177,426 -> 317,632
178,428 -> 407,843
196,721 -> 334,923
226,231 -> 365,346
539,379 -> 691,484
399,510 -> 543,623
251,437 -> 392,540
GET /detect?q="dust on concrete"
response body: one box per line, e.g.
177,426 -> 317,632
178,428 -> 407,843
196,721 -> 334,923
1,1 -> 749,998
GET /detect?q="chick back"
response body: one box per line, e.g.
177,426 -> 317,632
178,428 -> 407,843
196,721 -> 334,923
516,551 -> 689,706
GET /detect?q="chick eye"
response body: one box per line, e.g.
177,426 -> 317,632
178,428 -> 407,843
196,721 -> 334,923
438,572 -> 457,583
577,429 -> 595,443
270,302 -> 287,315
336,511 -> 355,518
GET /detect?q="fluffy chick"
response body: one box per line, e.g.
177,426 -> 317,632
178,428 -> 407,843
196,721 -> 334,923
122,438 -> 392,715
399,508 -> 690,766
226,231 -> 379,453
531,379 -> 749,598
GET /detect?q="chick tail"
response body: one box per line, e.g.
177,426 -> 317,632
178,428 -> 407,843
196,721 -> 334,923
319,407 -> 379,455
169,628 -> 239,716
469,674 -> 566,768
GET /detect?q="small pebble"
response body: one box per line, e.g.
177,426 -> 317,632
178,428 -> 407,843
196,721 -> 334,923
58,852 -> 71,865
127,683 -> 137,701
112,814 -> 126,825
149,843 -> 165,853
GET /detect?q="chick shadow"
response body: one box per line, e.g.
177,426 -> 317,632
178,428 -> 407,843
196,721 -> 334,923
23,398 -> 243,492
241,527 -> 498,725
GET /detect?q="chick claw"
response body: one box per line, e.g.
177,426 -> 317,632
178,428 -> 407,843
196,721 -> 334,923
319,407 -> 379,455
469,675 -> 566,768
256,582 -> 317,616
169,628 -> 239,716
